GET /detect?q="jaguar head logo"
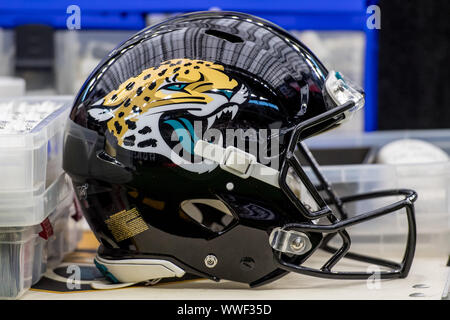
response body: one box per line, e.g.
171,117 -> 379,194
88,59 -> 249,173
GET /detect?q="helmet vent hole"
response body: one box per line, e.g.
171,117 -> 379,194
180,199 -> 236,233
204,29 -> 243,43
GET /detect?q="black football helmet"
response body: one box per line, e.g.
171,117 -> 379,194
63,11 -> 417,287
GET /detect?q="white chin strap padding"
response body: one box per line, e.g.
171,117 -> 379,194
194,140 -> 280,188
194,140 -> 320,212
95,256 -> 185,284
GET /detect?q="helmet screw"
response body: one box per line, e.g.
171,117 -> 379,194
290,237 -> 305,252
204,254 -> 218,268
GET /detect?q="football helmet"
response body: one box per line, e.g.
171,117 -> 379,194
63,11 -> 417,287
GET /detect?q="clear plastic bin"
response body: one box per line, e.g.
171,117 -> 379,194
0,96 -> 73,194
0,192 -> 83,300
305,130 -> 450,257
0,173 -> 73,227
0,97 -> 75,227
0,29 -> 14,77
0,77 -> 25,97
47,199 -> 83,268
291,30 -> 365,133
54,30 -> 136,94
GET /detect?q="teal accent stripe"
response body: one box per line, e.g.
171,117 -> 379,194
164,119 -> 194,154
249,99 -> 279,110
179,117 -> 199,146
94,260 -> 120,284
219,89 -> 233,99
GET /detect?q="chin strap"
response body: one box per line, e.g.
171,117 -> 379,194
193,140 -> 320,214
194,140 -> 280,187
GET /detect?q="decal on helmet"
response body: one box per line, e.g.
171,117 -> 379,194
88,59 -> 249,173
104,207 -> 149,242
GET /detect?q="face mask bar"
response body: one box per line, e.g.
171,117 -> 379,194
276,100 -> 417,279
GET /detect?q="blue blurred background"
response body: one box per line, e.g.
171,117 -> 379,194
0,0 -> 448,131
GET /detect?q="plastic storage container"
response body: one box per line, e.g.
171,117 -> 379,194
0,77 -> 25,97
0,96 -> 83,299
0,173 -> 73,227
0,96 -> 73,192
0,97 -> 73,227
47,197 -> 83,268
305,130 -> 450,257
0,29 -> 14,77
0,192 -> 83,299
291,30 -> 365,133
54,30 -> 136,94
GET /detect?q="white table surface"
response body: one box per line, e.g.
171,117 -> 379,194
21,250 -> 449,300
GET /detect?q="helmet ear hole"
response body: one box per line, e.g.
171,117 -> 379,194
180,199 -> 236,233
